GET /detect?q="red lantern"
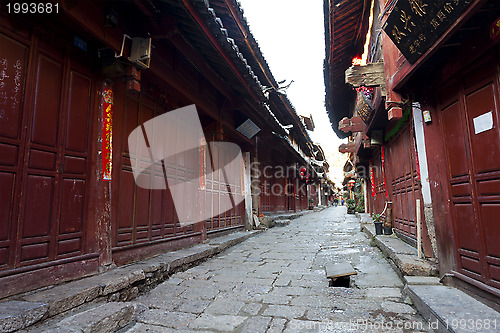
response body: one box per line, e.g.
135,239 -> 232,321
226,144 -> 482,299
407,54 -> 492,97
300,167 -> 307,180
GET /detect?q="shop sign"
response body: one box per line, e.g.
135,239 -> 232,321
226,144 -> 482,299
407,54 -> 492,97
355,91 -> 374,124
491,17 -> 500,41
383,0 -> 472,64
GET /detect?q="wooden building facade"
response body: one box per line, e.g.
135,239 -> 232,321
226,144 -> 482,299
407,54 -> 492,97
325,0 -> 500,306
0,0 -> 324,298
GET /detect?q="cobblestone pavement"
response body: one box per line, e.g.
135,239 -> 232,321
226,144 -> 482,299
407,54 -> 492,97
125,207 -> 433,332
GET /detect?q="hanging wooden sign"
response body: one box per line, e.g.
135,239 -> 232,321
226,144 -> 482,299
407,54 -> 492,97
383,0 -> 472,64
355,91 -> 374,124
491,17 -> 500,41
102,88 -> 113,181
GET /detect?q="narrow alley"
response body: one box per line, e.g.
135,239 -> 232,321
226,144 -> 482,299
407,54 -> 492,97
113,207 -> 429,332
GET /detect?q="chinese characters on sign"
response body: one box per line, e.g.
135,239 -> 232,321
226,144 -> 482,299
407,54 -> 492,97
355,91 -> 375,124
491,17 -> 500,41
383,0 -> 472,64
102,88 -> 113,180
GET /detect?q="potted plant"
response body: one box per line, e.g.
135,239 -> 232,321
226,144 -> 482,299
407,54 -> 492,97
373,213 -> 383,235
346,199 -> 356,214
308,196 -> 314,210
355,195 -> 365,213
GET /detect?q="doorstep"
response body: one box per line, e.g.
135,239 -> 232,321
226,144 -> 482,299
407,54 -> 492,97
0,230 -> 262,333
358,217 -> 500,332
404,276 -> 500,333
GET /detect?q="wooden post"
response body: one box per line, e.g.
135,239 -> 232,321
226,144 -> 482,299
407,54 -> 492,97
416,199 -> 422,258
243,152 -> 253,230
384,202 -> 393,229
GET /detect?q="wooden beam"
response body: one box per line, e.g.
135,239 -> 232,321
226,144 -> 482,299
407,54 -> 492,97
345,61 -> 386,96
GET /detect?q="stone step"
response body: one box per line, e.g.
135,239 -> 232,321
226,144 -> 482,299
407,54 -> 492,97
0,301 -> 48,333
1,230 -> 262,332
272,219 -> 291,227
361,224 -> 438,277
405,282 -> 500,333
43,302 -> 142,333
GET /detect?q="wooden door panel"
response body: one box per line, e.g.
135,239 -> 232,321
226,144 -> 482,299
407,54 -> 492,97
65,71 -> 91,153
0,32 -> 30,269
453,202 -> 480,257
21,174 -> 54,264
0,172 -> 14,267
0,33 -> 28,139
460,254 -> 482,277
28,149 -> 56,170
465,83 -> 500,174
59,178 -> 85,235
481,204 -> 500,261
22,175 -> 55,239
441,102 -> 469,178
450,182 -> 472,197
0,172 -> 14,240
31,56 -> 62,147
477,179 -> 500,196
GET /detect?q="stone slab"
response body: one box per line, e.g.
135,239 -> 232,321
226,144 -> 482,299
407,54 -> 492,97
407,284 -> 500,333
361,224 -> 438,277
392,254 -> 438,277
54,303 -> 138,333
137,309 -> 197,329
9,228 -> 264,332
325,262 -> 357,279
188,313 -> 247,331
21,281 -> 102,317
0,301 -> 48,333
404,276 -> 441,285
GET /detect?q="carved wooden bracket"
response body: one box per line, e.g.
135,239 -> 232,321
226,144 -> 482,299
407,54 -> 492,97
338,116 -> 365,133
345,62 -> 386,97
338,142 -> 356,154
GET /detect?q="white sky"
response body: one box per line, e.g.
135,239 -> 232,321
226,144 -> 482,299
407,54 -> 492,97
237,0 -> 347,185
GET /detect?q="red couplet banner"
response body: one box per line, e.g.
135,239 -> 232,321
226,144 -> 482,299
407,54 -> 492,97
103,88 -> 113,181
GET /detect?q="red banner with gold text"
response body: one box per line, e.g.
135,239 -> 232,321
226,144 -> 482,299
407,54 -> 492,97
102,88 -> 113,180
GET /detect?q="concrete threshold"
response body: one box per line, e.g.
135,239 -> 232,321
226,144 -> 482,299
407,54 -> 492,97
356,214 -> 499,333
0,230 -> 262,333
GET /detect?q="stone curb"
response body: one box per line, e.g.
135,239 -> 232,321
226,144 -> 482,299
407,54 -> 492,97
0,230 -> 263,333
404,280 -> 500,333
360,222 -> 438,278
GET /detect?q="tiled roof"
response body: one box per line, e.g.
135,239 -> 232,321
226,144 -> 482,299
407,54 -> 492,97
324,0 -> 371,138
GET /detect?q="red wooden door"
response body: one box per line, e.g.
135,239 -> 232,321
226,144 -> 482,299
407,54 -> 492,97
113,92 -> 199,250
204,140 -> 245,233
386,124 -> 422,240
0,30 -> 94,271
439,57 -> 500,290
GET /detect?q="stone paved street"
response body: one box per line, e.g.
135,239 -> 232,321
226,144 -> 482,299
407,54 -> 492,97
124,207 -> 433,332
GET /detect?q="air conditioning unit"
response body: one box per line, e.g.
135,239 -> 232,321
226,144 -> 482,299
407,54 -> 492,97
129,37 -> 151,69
